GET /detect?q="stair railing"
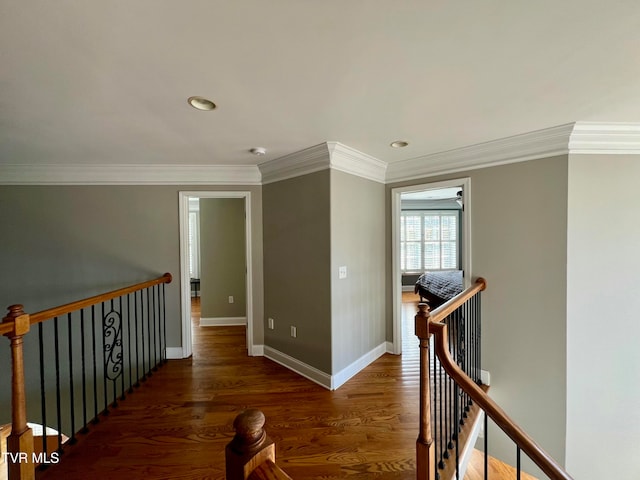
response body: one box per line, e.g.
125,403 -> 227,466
416,277 -> 573,480
1,273 -> 172,479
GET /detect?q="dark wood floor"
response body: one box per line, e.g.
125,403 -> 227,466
38,294 -> 423,479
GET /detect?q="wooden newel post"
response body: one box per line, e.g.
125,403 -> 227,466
225,409 -> 275,480
415,303 -> 435,480
3,305 -> 35,480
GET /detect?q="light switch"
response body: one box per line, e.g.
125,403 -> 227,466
338,266 -> 347,279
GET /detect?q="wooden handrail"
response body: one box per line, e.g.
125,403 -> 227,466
416,277 -> 573,480
28,272 -> 172,325
427,277 -> 487,324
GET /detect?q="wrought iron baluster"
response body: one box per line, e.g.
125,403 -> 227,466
152,285 -> 158,370
38,323 -> 48,461
140,289 -> 146,382
101,303 -> 109,415
135,290 -> 141,386
146,287 -> 152,377
104,298 -> 123,408
80,309 -> 88,433
127,293 -> 133,393
517,445 -> 521,480
162,283 -> 167,363
91,305 -> 99,423
67,313 -> 76,444
53,317 -> 63,452
119,296 -> 126,400
484,412 -> 488,479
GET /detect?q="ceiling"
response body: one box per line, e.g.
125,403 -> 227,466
2,1 -> 640,170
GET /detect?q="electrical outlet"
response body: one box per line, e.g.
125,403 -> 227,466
290,326 -> 297,338
228,296 -> 234,304
268,318 -> 274,330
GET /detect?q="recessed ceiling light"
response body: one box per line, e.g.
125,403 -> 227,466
249,147 -> 267,156
187,96 -> 217,111
390,140 -> 409,148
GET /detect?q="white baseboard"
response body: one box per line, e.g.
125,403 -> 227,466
264,346 -> 332,390
264,343 -> 389,391
402,285 -> 415,292
165,347 -> 185,359
200,316 -> 246,327
250,344 -> 264,356
385,341 -> 395,354
332,342 -> 387,390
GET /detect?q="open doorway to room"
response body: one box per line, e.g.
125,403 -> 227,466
391,178 -> 471,354
178,191 -> 253,358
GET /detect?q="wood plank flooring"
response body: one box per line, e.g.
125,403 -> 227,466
35,293 -> 525,480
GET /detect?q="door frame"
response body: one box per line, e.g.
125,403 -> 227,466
391,177 -> 471,354
178,190 -> 254,358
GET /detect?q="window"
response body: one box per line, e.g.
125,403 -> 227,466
188,210 -> 200,279
400,211 -> 459,272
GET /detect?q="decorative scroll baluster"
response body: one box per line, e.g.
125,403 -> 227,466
104,299 -> 123,408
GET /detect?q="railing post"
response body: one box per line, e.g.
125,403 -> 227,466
415,303 -> 436,480
225,409 -> 275,480
3,305 -> 35,480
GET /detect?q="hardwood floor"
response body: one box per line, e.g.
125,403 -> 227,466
37,293 -> 525,480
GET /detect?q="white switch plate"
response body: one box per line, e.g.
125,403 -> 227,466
268,318 -> 274,330
290,326 -> 297,338
228,295 -> 234,304
338,266 -> 347,279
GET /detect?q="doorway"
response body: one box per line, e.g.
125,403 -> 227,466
391,178 -> 471,354
178,191 -> 253,358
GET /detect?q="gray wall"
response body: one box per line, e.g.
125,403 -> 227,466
387,156 -> 569,471
330,170 -> 386,373
199,198 -> 246,319
565,156 -> 640,480
263,171 -> 332,373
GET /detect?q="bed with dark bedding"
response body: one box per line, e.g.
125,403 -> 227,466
414,270 -> 463,309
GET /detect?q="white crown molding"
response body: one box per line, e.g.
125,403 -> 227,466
327,142 -> 387,184
259,142 -> 387,185
258,143 -> 330,184
4,122 -> 640,186
385,122 -> 640,184
568,122 -> 640,154
0,164 -> 262,185
385,123 -> 575,183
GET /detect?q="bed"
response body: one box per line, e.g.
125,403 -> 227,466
414,270 -> 463,309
